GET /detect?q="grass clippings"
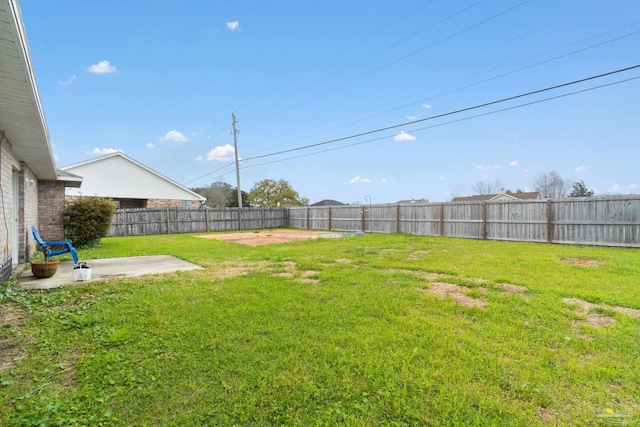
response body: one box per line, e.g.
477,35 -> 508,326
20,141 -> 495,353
0,303 -> 26,371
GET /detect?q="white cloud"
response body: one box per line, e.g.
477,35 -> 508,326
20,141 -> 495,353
509,160 -> 518,167
195,156 -> 203,161
476,164 -> 500,171
207,144 -> 235,161
163,130 -> 189,142
423,104 -> 431,109
380,178 -> 388,184
89,147 -> 121,155
146,142 -> 154,149
393,131 -> 416,142
226,21 -> 240,31
406,115 -> 418,121
629,184 -> 637,190
88,60 -> 116,74
58,74 -> 76,85
610,184 -> 620,192
349,176 -> 372,184
575,166 -> 588,172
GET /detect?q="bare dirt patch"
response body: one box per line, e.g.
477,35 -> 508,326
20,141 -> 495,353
270,263 -> 321,284
561,257 -> 599,267
496,283 -> 528,293
563,297 -> 640,319
273,272 -> 295,278
211,261 -> 271,279
335,258 -> 352,264
197,229 -> 328,246
418,282 -> 487,307
584,314 -> 616,327
384,269 -> 449,281
283,261 -> 297,272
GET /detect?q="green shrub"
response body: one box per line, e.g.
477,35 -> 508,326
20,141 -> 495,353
63,197 -> 116,247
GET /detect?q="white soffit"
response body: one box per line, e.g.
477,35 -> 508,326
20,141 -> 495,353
0,0 -> 57,179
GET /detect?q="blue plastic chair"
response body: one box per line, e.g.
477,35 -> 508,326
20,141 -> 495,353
31,226 -> 78,264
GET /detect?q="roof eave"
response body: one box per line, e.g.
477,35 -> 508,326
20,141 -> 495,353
0,0 -> 57,180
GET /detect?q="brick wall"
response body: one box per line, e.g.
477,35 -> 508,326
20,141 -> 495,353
148,199 -> 200,209
65,196 -> 199,210
38,181 -> 66,241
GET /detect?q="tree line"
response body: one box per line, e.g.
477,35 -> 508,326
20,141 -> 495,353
192,179 -> 309,208
472,171 -> 595,199
192,171 -> 599,209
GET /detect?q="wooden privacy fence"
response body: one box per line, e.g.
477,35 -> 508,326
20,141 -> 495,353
108,207 -> 286,236
107,197 -> 640,247
288,196 -> 640,247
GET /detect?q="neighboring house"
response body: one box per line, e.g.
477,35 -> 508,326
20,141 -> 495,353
61,152 -> 205,209
311,199 -> 346,207
452,191 -> 541,202
396,198 -> 429,204
0,0 -> 82,280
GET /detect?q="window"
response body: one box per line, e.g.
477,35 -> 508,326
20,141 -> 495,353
180,200 -> 190,209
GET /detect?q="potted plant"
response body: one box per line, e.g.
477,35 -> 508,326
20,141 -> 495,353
30,250 -> 59,279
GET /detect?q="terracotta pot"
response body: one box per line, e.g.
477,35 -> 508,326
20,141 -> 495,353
31,260 -> 59,278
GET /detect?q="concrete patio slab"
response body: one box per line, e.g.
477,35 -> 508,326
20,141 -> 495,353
18,255 -> 203,290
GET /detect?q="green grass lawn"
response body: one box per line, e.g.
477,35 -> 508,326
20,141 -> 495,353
1,232 -> 639,426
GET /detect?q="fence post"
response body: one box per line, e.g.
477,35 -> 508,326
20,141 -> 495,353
482,202 -> 488,240
166,208 -> 171,234
546,199 -> 553,243
439,204 -> 444,236
361,206 -> 366,232
328,207 -> 332,231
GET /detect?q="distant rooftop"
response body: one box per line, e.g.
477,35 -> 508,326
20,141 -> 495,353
311,199 -> 346,207
452,191 -> 540,202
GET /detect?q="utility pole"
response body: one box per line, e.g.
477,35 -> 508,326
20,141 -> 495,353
232,113 -> 243,229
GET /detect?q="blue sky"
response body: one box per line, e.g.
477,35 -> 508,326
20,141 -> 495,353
21,0 -> 640,204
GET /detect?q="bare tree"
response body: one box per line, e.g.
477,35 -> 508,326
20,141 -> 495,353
535,171 -> 569,198
472,179 -> 502,195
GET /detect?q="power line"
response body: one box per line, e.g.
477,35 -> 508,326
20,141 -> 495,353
233,0 -> 440,116
239,64 -> 640,163
244,0 -> 533,128
159,1 -> 444,177
240,0 -> 483,123
241,23 -> 640,158
239,75 -> 640,171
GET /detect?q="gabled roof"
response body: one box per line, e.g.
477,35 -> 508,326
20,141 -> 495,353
452,191 -> 540,202
311,199 -> 345,206
61,152 -> 205,201
0,0 -> 57,180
